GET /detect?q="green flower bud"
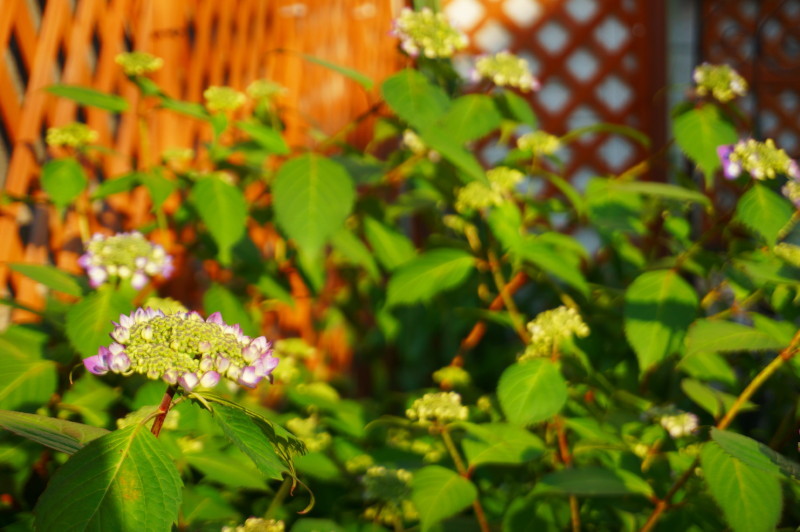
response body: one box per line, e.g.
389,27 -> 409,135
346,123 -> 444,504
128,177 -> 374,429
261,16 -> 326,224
115,51 -> 164,76
46,122 -> 98,148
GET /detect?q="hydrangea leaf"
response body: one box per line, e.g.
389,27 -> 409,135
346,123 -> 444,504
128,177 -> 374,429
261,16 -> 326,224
189,176 -> 248,265
273,154 -> 355,260
8,262 -> 84,297
362,216 -> 416,271
411,465 -> 477,532
711,427 -> 800,481
46,84 -> 129,112
459,422 -> 544,468
0,410 -> 109,455
34,425 -> 182,532
624,269 -> 698,373
386,249 -> 475,307
437,94 -> 503,144
41,158 -> 88,209
734,183 -> 795,246
65,285 -> 133,357
685,319 -> 786,356
0,326 -> 57,412
533,467 -> 653,497
235,121 -> 289,155
673,105 -> 738,180
701,442 -> 782,532
498,360 -> 567,426
300,53 -> 374,90
381,69 -> 450,131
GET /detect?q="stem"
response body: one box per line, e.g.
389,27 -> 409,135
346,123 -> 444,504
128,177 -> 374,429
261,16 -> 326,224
150,386 -> 177,437
638,329 -> 800,531
486,249 -> 529,343
554,417 -> 580,532
438,424 -> 490,532
265,476 -> 292,518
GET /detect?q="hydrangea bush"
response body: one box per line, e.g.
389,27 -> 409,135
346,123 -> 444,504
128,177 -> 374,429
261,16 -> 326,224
2,6 -> 800,532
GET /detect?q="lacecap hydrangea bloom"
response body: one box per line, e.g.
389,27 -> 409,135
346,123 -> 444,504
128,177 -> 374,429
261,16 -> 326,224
115,51 -> 164,76
78,231 -> 173,289
717,138 -> 800,180
474,51 -> 540,92
392,7 -> 468,59
46,122 -> 99,149
520,306 -> 589,361
406,391 -> 468,423
517,130 -> 561,156
203,86 -> 247,113
693,62 -> 747,103
455,166 -> 524,213
83,308 -> 279,392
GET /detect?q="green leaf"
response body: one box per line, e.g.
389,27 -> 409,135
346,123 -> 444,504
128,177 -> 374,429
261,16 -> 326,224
300,53 -> 374,90
606,181 -> 711,207
65,285 -> 133,357
494,90 -> 537,127
159,97 -> 211,120
381,69 -> 450,131
185,452 -> 266,490
189,176 -> 248,265
386,249 -> 475,307
330,228 -> 380,280
419,125 -> 486,183
517,240 -> 588,296
734,183 -> 794,246
273,154 -> 355,259
291,519 -> 346,532
562,122 -> 651,148
61,375 -> 121,427
459,422 -> 544,468
92,172 -> 141,199
46,84 -> 129,112
203,283 -> 258,337
498,360 -> 567,426
411,465 -> 477,532
437,95 -> 503,144
8,263 -> 83,297
363,216 -> 416,271
681,378 -> 755,418
0,410 -> 109,454
677,351 -> 737,386
139,169 -> 176,210
235,121 -> 290,155
624,270 -> 698,372
673,105 -> 738,179
0,329 -> 56,411
255,273 -> 294,307
180,485 -> 237,524
533,467 -> 653,497
700,442 -> 782,532
35,425 -> 182,531
711,427 -> 800,481
41,158 -> 88,208
586,177 -> 646,234
685,319 -> 786,356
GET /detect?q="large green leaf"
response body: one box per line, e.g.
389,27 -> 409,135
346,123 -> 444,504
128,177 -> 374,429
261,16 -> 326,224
330,228 -> 380,280
0,410 -> 109,455
203,283 -> 258,337
681,378 -> 754,418
606,181 -> 711,207
411,465 -> 477,532
494,90 -> 537,127
41,158 -> 88,209
362,216 -> 416,271
0,326 -> 57,411
180,485 -> 238,524
300,53 -> 374,90
46,84 -> 129,112
734,183 -> 794,246
585,177 -> 646,234
533,467 -> 653,497
459,422 -> 544,468
386,249 -> 475,307
419,125 -> 487,183
498,360 -> 567,426
184,451 -> 266,490
711,427 -> 800,481
91,172 -> 141,199
381,69 -> 450,131
35,425 -> 182,531
235,121 -> 290,155
437,94 -> 503,144
65,285 -> 134,357
673,105 -> 738,179
139,169 -> 177,210
701,442 -> 782,532
624,270 -> 698,373
189,176 -> 248,265
8,262 -> 84,297
517,240 -> 588,297
685,319 -> 786,356
273,154 -> 355,260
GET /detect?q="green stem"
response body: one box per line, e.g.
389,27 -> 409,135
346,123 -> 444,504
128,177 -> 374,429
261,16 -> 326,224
265,476 -> 292,519
438,424 -> 490,532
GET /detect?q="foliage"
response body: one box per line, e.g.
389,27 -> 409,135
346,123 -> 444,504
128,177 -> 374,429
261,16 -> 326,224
2,8 -> 800,532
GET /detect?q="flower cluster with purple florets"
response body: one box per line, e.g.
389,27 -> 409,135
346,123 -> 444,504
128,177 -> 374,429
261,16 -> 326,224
717,138 -> 799,181
78,231 -> 174,289
83,308 -> 279,392
391,7 -> 468,59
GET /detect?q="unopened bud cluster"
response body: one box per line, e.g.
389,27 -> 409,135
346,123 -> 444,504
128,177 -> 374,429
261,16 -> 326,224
83,308 -> 278,393
78,231 -> 173,289
660,411 -> 699,438
693,62 -> 747,103
362,466 -> 418,525
717,138 -> 799,180
455,166 -> 524,213
115,51 -> 163,76
221,518 -> 285,532
406,391 -> 468,424
402,129 -> 439,161
392,8 -> 468,59
286,415 -> 331,452
520,306 -> 589,361
432,365 -> 471,388
474,51 -> 539,91
517,130 -> 561,156
204,86 -> 247,113
247,80 -> 286,101
46,122 -> 99,149
774,243 -> 800,268
782,181 -> 800,207
387,428 -> 445,462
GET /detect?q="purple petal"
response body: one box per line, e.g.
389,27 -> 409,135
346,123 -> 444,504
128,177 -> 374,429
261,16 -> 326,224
83,353 -> 109,375
131,271 -> 148,290
789,160 -> 800,180
87,266 -> 108,287
215,355 -> 231,372
238,366 -> 263,388
109,352 -> 130,373
179,372 -> 200,392
207,312 -> 224,325
111,326 -> 130,344
242,345 -> 260,363
250,336 -> 270,353
199,371 -> 220,388
163,369 -> 179,384
717,145 -> 741,179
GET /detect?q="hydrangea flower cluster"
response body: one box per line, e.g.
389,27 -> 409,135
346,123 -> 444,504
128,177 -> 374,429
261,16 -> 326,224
717,138 -> 800,180
659,411 -> 699,438
517,130 -> 561,156
693,62 -> 747,102
161,147 -> 195,163
432,365 -> 471,388
246,79 -> 286,101
474,51 -> 540,91
78,231 -> 174,289
83,308 -> 279,393
773,243 -> 800,268
520,306 -> 589,361
362,466 -> 418,526
406,391 -> 468,424
203,86 -> 247,112
386,428 -> 445,462
46,122 -> 99,149
286,415 -> 332,452
115,51 -> 164,76
782,180 -> 800,207
392,7 -> 468,59
222,518 -> 285,532
455,166 -> 524,213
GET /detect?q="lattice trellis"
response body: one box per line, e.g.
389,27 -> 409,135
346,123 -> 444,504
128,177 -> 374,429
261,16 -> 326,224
444,0 -> 667,187
0,0 -> 400,320
699,0 -> 800,157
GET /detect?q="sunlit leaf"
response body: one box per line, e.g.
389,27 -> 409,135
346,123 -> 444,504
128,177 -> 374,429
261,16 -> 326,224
41,158 -> 88,209
498,360 -> 567,426
386,249 -> 475,307
0,410 -> 109,455
46,84 -> 128,112
411,465 -> 477,532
